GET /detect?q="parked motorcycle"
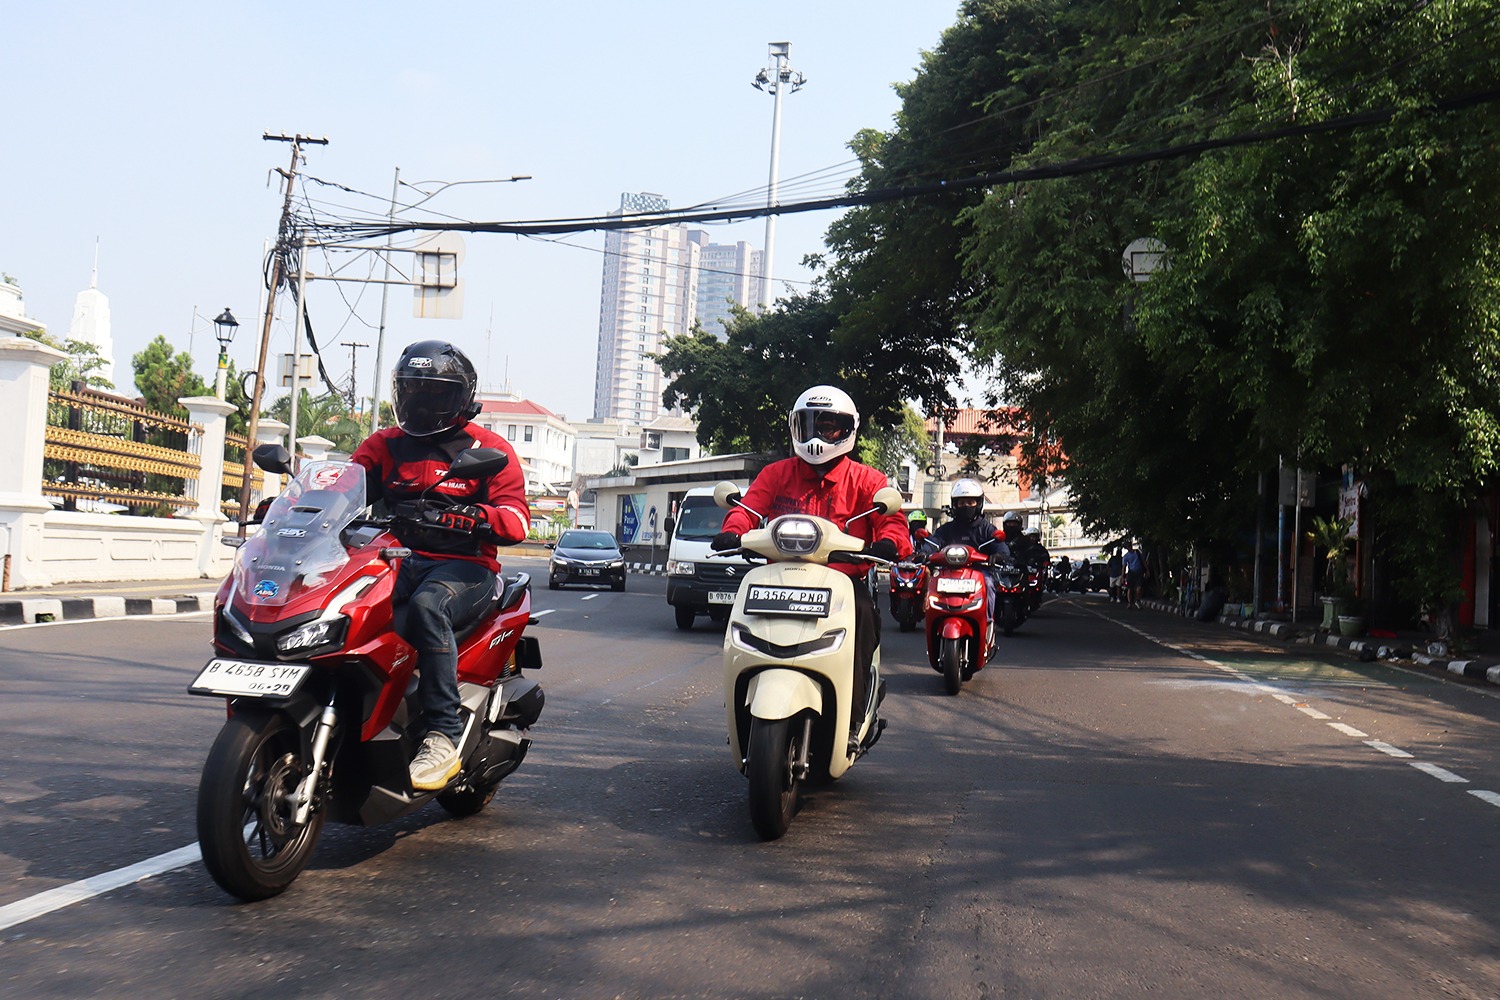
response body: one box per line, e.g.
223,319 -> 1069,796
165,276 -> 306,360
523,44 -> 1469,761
188,445 -> 544,900
713,480 -> 903,840
888,539 -> 935,632
923,536 -> 1003,695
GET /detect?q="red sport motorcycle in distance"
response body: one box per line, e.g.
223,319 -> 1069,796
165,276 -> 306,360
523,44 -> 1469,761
887,539 -> 934,632
188,444 -> 544,901
923,534 -> 1003,695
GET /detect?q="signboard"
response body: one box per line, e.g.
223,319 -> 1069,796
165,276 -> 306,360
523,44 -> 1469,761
620,493 -> 646,544
1338,483 -> 1363,538
1278,467 -> 1316,508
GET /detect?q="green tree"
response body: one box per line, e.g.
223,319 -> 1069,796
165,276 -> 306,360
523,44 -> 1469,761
132,335 -> 210,418
266,390 -> 368,454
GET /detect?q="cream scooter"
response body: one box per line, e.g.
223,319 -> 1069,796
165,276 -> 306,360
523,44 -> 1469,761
713,481 -> 904,840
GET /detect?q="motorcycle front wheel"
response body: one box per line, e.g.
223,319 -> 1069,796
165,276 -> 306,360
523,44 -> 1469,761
941,636 -> 966,695
746,716 -> 803,840
197,709 -> 326,901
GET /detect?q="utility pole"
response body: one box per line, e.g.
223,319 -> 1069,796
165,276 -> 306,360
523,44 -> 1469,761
340,340 -> 368,412
752,42 -> 805,312
371,166 -> 399,436
237,132 -> 328,533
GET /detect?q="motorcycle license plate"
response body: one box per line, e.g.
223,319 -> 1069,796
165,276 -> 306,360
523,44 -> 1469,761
744,585 -> 831,618
707,591 -> 737,605
189,658 -> 311,699
936,577 -> 979,595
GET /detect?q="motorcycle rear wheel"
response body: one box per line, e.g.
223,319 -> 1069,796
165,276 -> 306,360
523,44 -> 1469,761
197,709 -> 326,901
746,716 -> 802,840
941,636 -> 966,695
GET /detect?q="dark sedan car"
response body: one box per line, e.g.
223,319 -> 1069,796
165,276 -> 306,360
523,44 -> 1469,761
547,529 -> 627,591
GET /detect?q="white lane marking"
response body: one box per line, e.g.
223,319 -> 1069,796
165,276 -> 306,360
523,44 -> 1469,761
582,594 -> 599,601
530,608 -> 556,618
3,611 -> 213,631
1098,608 -> 1497,812
1409,762 -> 1468,783
0,842 -> 200,932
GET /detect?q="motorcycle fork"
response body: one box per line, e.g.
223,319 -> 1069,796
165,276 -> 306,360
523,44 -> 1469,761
293,693 -> 338,826
794,716 -> 813,780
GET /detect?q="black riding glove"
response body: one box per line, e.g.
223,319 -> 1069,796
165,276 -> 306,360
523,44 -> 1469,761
866,538 -> 899,562
711,531 -> 741,552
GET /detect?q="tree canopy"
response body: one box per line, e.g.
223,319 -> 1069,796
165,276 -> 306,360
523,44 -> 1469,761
661,0 -> 1500,615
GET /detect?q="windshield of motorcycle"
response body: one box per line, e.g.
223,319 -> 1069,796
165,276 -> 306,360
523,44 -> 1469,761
234,461 -> 367,608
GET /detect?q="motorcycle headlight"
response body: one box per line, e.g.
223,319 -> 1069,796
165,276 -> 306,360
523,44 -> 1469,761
942,545 -> 969,567
276,615 -> 348,654
771,517 -> 821,556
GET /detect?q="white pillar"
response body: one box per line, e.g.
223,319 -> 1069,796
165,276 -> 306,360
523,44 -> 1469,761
181,395 -> 236,577
0,338 -> 68,588
297,434 -> 336,465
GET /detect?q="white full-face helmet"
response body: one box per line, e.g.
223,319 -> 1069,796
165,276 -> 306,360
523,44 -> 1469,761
789,385 -> 859,465
949,478 -> 986,523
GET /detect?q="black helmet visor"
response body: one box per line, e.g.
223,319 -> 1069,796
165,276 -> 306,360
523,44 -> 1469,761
393,376 -> 468,436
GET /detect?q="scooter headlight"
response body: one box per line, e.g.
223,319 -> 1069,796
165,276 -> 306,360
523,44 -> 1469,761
942,545 -> 969,567
771,517 -> 821,556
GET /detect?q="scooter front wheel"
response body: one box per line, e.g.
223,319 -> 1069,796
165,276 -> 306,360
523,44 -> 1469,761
746,716 -> 803,840
940,636 -> 966,695
197,709 -> 326,901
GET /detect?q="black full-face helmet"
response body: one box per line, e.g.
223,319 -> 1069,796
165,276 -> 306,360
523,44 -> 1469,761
391,340 -> 481,437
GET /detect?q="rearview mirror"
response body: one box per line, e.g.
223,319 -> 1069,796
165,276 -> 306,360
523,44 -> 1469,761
872,486 -> 904,516
712,481 -> 742,510
252,443 -> 294,475
449,447 -> 509,480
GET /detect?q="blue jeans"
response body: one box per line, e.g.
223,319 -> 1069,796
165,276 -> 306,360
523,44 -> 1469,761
393,555 -> 496,741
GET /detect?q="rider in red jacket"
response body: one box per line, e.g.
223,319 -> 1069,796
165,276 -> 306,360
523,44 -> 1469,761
351,340 -> 528,791
715,385 -> 910,738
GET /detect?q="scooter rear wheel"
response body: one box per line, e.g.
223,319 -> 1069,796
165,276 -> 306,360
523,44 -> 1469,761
197,709 -> 326,901
746,717 -> 802,840
941,636 -> 966,695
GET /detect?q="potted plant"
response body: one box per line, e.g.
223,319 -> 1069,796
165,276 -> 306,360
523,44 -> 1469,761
1310,515 -> 1356,629
1336,596 -> 1367,638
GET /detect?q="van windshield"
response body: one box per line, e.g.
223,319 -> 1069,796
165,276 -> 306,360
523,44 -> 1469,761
675,497 -> 727,541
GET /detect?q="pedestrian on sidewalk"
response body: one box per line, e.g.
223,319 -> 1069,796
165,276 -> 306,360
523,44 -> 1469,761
1122,540 -> 1144,608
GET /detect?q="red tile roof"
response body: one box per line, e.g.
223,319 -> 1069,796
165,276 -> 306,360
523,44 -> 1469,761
480,399 -> 558,418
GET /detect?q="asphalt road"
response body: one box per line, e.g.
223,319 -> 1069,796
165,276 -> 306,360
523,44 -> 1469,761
3,559 -> 1500,999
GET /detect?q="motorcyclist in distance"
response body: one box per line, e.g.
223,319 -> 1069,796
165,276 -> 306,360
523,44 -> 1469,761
712,385 -> 911,743
929,478 -> 1009,624
908,509 -> 933,555
350,340 -> 529,791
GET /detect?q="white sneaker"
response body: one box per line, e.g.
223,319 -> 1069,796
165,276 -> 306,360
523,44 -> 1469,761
409,731 -> 460,791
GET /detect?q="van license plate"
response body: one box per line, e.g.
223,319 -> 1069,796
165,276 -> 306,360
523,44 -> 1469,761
708,591 -> 737,605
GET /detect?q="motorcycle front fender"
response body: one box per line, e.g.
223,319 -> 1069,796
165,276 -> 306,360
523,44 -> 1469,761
939,616 -> 975,641
745,668 -> 824,722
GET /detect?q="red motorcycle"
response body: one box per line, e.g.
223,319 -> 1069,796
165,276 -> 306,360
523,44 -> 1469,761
888,541 -> 933,632
923,537 -> 1002,695
188,445 -> 544,901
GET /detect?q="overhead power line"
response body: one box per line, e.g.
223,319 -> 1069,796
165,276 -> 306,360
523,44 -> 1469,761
313,85 -> 1500,244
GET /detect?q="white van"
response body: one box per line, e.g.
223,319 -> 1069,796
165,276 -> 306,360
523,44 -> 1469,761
666,486 -> 753,630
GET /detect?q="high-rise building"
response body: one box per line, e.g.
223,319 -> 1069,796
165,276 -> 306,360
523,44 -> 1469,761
695,241 -> 763,338
592,193 -> 763,424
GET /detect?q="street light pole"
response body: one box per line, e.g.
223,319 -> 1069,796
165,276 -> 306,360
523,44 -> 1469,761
212,308 -> 239,400
753,42 -> 805,312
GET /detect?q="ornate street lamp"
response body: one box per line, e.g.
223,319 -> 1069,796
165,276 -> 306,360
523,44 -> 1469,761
213,307 -> 239,400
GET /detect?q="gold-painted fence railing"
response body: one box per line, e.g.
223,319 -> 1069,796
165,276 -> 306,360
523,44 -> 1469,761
42,385 -> 202,514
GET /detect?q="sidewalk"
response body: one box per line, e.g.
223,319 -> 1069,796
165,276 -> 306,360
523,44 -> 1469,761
1139,597 -> 1500,690
0,576 -> 221,626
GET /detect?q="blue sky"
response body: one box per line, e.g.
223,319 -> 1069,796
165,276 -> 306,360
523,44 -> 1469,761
2,1 -> 966,422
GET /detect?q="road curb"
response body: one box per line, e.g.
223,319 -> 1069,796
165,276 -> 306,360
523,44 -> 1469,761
1143,599 -> 1500,689
0,593 -> 215,625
